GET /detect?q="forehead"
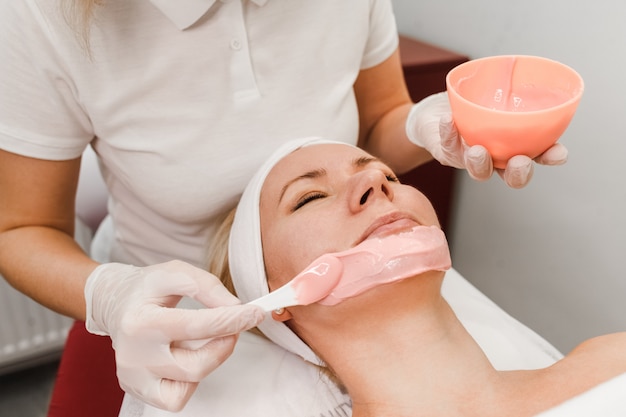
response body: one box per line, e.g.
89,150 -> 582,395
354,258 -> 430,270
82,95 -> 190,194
263,144 -> 366,191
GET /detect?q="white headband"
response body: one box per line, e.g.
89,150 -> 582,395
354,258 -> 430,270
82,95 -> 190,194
228,137 -> 353,365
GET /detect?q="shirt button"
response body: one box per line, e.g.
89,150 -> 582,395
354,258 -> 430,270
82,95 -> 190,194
230,38 -> 242,50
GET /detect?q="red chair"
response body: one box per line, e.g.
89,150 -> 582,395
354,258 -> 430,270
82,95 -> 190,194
47,322 -> 124,417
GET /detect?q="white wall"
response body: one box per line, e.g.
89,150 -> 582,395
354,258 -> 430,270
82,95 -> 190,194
392,0 -> 626,353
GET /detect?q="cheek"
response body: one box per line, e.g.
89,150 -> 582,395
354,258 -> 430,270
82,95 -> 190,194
263,221 -> 316,288
399,187 -> 440,226
262,232 -> 293,291
263,217 -> 341,290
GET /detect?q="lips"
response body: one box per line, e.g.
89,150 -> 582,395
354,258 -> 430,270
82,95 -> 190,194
359,214 -> 420,243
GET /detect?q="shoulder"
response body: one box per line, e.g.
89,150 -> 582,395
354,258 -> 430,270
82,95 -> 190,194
567,332 -> 626,364
504,333 -> 626,415
545,332 -> 626,393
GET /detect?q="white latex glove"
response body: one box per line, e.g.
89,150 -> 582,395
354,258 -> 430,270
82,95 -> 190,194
406,92 -> 568,189
84,260 -> 265,411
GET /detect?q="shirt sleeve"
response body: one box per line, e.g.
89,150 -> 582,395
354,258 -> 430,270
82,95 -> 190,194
360,0 -> 400,69
0,0 -> 93,161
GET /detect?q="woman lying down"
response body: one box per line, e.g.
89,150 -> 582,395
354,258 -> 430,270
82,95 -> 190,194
213,137 -> 626,417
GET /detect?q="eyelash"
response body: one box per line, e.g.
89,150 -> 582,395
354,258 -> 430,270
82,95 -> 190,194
292,192 -> 326,211
292,172 -> 399,211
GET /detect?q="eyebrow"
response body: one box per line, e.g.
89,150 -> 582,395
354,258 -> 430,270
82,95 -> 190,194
278,155 -> 381,203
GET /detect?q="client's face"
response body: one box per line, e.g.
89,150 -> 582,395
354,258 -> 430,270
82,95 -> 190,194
259,143 -> 440,290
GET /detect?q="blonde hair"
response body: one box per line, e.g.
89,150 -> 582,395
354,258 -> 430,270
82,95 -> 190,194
206,208 -> 237,295
206,208 -> 267,341
206,207 -> 346,392
61,0 -> 102,51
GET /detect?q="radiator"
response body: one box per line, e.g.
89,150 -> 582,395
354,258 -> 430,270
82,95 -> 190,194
0,278 -> 73,375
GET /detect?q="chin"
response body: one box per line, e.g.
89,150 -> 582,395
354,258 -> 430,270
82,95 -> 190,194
326,271 -> 443,313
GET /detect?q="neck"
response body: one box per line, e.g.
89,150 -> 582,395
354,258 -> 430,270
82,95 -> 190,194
298,273 -> 510,417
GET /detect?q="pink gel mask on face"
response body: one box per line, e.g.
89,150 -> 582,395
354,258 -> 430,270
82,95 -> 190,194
317,225 -> 451,306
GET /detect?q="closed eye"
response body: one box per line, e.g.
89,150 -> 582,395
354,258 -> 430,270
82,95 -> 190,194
293,192 -> 326,211
386,173 -> 399,183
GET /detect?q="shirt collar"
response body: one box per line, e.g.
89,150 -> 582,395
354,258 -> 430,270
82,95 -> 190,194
150,0 -> 269,31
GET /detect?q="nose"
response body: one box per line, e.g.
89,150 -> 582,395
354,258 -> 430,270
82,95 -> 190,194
348,169 -> 394,213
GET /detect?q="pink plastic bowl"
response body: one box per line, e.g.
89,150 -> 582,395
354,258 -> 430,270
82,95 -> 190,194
446,55 -> 584,169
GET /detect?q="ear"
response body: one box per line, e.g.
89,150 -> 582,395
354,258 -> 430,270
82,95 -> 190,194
271,308 -> 293,322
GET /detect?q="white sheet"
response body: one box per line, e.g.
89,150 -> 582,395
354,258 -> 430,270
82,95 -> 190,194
120,331 -> 351,417
534,373 -> 626,416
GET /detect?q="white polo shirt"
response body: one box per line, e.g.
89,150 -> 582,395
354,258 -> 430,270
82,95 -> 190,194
0,0 -> 399,267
